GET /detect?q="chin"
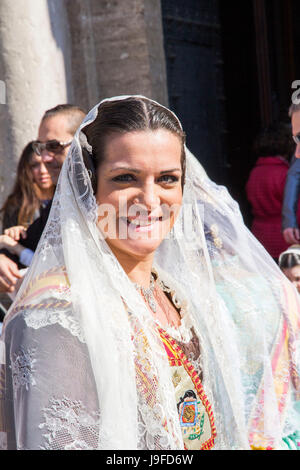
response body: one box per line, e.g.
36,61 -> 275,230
108,238 -> 162,260
103,219 -> 175,261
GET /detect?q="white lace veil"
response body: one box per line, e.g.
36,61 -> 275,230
1,95 -> 300,450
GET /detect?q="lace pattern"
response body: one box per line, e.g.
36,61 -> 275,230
39,397 -> 100,450
10,347 -> 36,393
23,307 -> 85,343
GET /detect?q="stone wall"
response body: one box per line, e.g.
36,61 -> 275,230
65,0 -> 168,111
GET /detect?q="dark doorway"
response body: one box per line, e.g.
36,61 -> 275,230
162,0 -> 300,227
161,0 -> 229,186
220,0 -> 300,226
219,0 -> 260,226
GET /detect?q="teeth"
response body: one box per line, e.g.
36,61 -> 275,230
128,218 -> 159,226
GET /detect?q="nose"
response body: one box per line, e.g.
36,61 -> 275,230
39,162 -> 48,174
135,181 -> 160,210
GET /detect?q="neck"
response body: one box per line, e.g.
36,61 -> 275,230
36,186 -> 54,201
108,246 -> 154,288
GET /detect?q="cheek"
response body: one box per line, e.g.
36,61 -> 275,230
56,155 -> 65,165
31,169 -> 39,180
96,184 -> 125,236
166,188 -> 182,216
96,185 -> 123,208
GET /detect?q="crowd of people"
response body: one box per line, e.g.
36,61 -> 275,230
0,105 -> 85,328
246,121 -> 297,262
245,105 -> 300,293
0,96 -> 300,450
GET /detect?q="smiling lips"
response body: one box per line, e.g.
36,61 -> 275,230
126,216 -> 163,232
39,177 -> 52,185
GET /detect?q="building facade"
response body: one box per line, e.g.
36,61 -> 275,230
0,0 -> 299,224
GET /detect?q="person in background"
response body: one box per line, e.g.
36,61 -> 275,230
1,141 -> 54,233
282,103 -> 300,245
246,122 -> 296,261
0,141 -> 54,271
278,245 -> 300,294
0,105 -> 85,295
0,141 -> 55,322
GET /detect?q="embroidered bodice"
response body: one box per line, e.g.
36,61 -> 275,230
159,326 -> 216,450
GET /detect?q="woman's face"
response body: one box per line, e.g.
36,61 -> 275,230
95,129 -> 183,261
30,153 -> 53,190
282,265 -> 300,294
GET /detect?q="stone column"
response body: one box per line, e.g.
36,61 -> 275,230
0,0 -> 71,209
65,0 -> 169,111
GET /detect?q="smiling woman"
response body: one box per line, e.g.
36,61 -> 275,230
1,96 -> 300,451
95,130 -> 182,266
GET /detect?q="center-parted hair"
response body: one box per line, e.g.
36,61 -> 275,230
82,97 -> 186,194
279,246 -> 300,269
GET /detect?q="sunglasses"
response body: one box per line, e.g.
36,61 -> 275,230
292,133 -> 300,145
32,139 -> 72,155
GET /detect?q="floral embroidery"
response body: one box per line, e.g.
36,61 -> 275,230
39,397 -> 100,450
10,347 -> 36,392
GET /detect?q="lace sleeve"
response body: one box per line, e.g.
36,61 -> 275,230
1,314 -> 100,450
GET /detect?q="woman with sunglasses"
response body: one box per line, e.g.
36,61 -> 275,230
1,96 -> 300,450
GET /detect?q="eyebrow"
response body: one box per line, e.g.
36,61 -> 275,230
109,166 -> 181,174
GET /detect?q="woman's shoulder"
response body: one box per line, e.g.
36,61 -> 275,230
2,265 -> 71,331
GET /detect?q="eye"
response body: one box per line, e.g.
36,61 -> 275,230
112,174 -> 136,183
158,175 -> 180,184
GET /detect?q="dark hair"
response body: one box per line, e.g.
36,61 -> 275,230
42,104 -> 86,135
0,142 -> 53,228
289,103 -> 300,118
279,246 -> 300,269
177,390 -> 197,412
253,121 -> 294,159
82,97 -> 186,194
